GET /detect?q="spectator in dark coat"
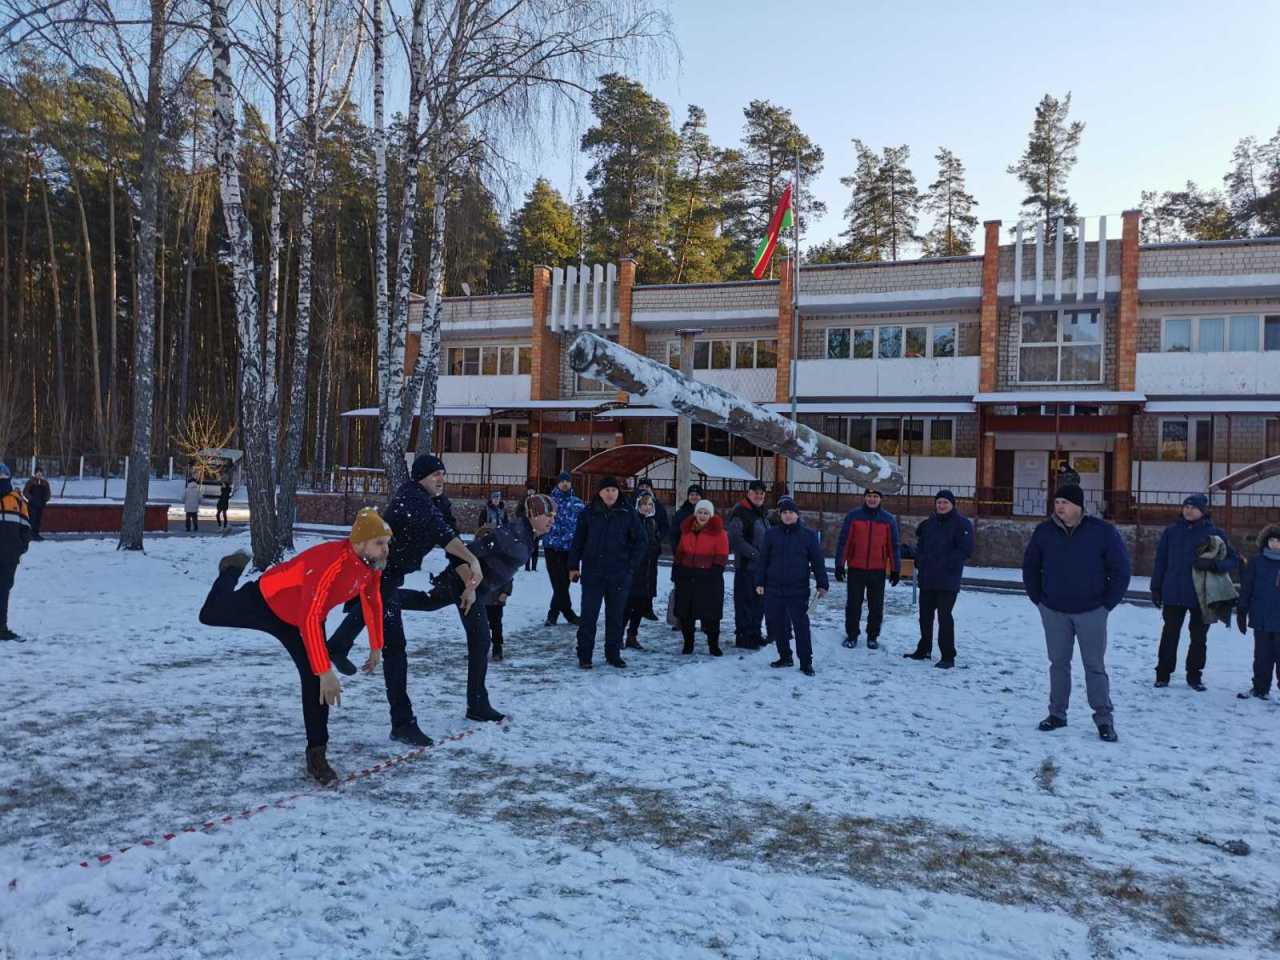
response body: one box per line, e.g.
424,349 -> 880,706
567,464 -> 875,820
215,480 -> 232,529
834,489 -> 901,650
570,476 -> 646,668
756,496 -> 828,676
1022,484 -> 1131,743
0,463 -> 32,640
673,500 -> 730,656
543,473 -> 585,625
634,477 -> 670,545
22,467 -> 50,540
905,490 -> 974,668
624,492 -> 663,649
727,480 -> 769,649
515,487 -> 539,570
1150,494 -> 1239,691
1236,524 -> 1280,700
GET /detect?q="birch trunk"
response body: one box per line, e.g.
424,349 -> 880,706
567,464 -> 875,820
262,0 -> 285,467
411,175 -> 447,458
211,0 -> 280,568
119,0 -> 168,550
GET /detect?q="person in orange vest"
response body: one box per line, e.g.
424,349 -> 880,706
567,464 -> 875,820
834,488 -> 901,651
0,463 -> 32,641
198,508 -> 392,785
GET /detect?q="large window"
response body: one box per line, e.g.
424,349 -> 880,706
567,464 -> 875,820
1161,314 -> 1273,353
820,416 -> 958,458
490,421 -> 530,454
447,344 -> 531,377
678,337 -> 779,370
1159,417 -> 1213,462
444,421 -> 479,453
1018,308 -> 1102,384
663,421 -> 766,458
825,322 -> 958,360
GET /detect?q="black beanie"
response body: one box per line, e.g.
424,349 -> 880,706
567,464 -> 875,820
935,489 -> 956,506
748,479 -> 767,493
1055,484 -> 1085,510
410,454 -> 446,480
687,483 -> 703,497
599,475 -> 620,492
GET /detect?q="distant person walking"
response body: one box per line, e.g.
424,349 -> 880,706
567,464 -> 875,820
905,490 -> 974,668
0,463 -> 32,641
216,480 -> 232,530
543,472 -> 585,626
22,467 -> 51,541
1022,484 -> 1131,743
756,497 -> 828,676
834,489 -> 901,650
183,478 -> 202,532
1236,524 -> 1280,700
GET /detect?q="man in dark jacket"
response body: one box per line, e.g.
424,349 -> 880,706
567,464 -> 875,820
756,496 -> 828,676
906,489 -> 974,668
22,467 -> 50,540
0,463 -> 32,640
727,480 -> 769,649
1150,493 -> 1239,691
542,472 -> 585,625
1022,484 -> 1131,743
570,475 -> 646,668
834,489 -> 901,650
1236,524 -> 1280,700
326,454 -> 482,743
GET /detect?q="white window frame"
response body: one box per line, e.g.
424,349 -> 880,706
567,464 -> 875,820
826,415 -> 958,458
447,343 -> 531,376
1161,314 -> 1265,353
1158,416 -> 1213,463
671,337 -> 781,370
826,322 -> 960,361
1017,307 -> 1104,385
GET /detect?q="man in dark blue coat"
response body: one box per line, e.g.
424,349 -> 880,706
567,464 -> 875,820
905,490 -> 974,668
1150,493 -> 1239,691
570,476 -> 646,668
1236,524 -> 1280,699
727,479 -> 770,649
1022,484 -> 1131,743
756,496 -> 829,676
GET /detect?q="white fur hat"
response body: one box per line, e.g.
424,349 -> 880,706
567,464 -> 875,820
693,499 -> 715,517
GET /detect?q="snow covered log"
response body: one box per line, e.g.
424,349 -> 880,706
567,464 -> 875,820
568,331 -> 904,492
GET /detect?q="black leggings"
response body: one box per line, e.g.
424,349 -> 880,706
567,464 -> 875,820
198,572 -> 329,747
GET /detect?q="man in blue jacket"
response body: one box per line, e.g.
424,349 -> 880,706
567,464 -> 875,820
1150,493 -> 1239,691
756,496 -> 829,676
542,472 -> 585,626
905,490 -> 974,668
1022,484 -> 1131,743
570,476 -> 646,668
1236,523 -> 1280,700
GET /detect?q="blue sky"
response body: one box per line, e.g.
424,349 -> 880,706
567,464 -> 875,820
519,0 -> 1280,248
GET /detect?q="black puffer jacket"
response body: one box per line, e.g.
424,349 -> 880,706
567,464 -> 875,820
628,513 -> 662,605
383,480 -> 458,576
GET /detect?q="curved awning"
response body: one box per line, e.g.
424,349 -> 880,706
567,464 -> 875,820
573,444 -> 756,481
1210,455 -> 1280,493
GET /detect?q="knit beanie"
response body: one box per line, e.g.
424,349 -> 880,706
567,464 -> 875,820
935,489 -> 956,506
1183,493 -> 1209,512
777,496 -> 799,514
1054,484 -> 1085,510
687,483 -> 703,497
557,470 -> 573,483
524,493 -> 555,519
350,506 -> 392,543
693,499 -> 714,517
748,479 -> 767,492
598,475 -> 621,492
410,454 -> 446,481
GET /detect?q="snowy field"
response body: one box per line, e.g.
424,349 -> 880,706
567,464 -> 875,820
2,534 -> 1278,959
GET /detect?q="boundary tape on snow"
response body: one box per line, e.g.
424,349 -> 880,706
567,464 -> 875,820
6,722 -> 501,891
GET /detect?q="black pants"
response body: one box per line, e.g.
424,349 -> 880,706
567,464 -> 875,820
28,503 -> 43,537
525,540 -> 539,572
216,503 -> 229,527
917,588 -> 959,660
461,602 -> 493,710
1251,631 -> 1280,695
198,572 -> 328,747
328,570 -> 417,730
681,618 -> 720,652
185,511 -> 198,531
767,594 -> 811,667
733,567 -> 764,644
544,548 -> 575,621
577,576 -> 628,662
1158,605 -> 1209,683
0,559 -> 16,629
624,606 -> 645,637
845,569 -> 886,641
487,604 -> 504,650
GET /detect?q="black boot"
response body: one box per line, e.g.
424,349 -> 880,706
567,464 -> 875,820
306,745 -> 338,786
904,649 -> 930,660
866,637 -> 880,650
681,636 -> 695,655
708,639 -> 723,657
390,722 -> 434,747
564,610 -> 581,625
770,657 -> 794,668
606,654 -> 627,668
491,643 -> 504,662
545,612 -> 558,626
466,704 -> 506,722
1037,715 -> 1067,732
326,637 -> 359,676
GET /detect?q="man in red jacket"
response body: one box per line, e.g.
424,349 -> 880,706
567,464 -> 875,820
198,507 -> 392,785
834,489 -> 901,650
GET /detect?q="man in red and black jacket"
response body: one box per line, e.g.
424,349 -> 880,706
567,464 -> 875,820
834,488 -> 901,651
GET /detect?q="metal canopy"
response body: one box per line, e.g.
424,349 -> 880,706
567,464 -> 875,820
1210,456 -> 1280,493
573,444 -> 755,481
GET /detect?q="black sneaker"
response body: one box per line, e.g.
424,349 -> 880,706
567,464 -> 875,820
1237,689 -> 1270,700
466,704 -> 506,723
491,646 -> 504,662
305,745 -> 339,786
1154,678 -> 1170,688
0,628 -> 17,641
326,638 -> 358,676
1098,725 -> 1119,743
934,659 -> 955,670
770,658 -> 794,669
1038,715 -> 1067,732
545,613 -> 558,626
866,637 -> 880,650
842,638 -> 857,649
800,665 -> 816,676
904,650 -> 930,660
564,611 -> 581,625
390,723 -> 434,747
605,655 -> 627,668
1187,679 -> 1207,692
219,549 -> 251,577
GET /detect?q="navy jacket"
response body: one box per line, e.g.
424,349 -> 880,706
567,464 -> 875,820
569,497 -> 647,585
1239,547 -> 1280,632
383,480 -> 458,576
670,500 -> 698,552
756,522 -> 830,598
914,511 -> 975,592
1022,515 -> 1132,613
471,517 -> 537,605
1151,515 -> 1239,608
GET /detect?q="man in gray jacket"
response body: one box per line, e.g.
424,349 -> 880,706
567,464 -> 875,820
727,480 -> 770,649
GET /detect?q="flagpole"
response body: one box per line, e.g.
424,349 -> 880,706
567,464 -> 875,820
788,147 -> 800,490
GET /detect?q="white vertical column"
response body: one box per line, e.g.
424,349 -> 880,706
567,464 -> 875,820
563,266 -> 576,330
590,264 -> 603,328
550,267 -> 564,332
1053,217 -> 1064,302
605,263 -> 617,329
1034,221 -> 1045,304
1013,224 -> 1024,304
1096,216 -> 1108,301
577,263 -> 588,329
1075,217 -> 1086,302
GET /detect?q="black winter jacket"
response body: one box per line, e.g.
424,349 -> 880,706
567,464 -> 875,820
383,480 -> 458,576
570,497 -> 646,585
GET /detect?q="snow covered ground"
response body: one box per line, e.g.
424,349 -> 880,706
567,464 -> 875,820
2,534 -> 1278,959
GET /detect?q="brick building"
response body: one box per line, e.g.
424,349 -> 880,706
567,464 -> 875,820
342,212 -> 1280,518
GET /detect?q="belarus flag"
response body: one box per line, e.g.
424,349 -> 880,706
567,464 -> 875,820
750,183 -> 794,280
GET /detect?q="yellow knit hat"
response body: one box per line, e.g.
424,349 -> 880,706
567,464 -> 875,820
350,506 -> 392,544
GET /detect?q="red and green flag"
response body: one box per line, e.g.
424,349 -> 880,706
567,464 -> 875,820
751,182 -> 794,280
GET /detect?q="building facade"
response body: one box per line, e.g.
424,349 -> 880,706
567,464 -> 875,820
343,213 -> 1280,516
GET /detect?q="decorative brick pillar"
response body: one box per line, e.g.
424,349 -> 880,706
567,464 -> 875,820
978,220 -> 1001,394
528,265 -> 556,481
774,257 -> 795,487
615,258 -> 640,403
1117,209 -> 1141,392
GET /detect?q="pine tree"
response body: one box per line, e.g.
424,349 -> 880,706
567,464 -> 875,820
1224,129 -> 1280,236
877,144 -> 920,259
1008,92 -> 1084,227
668,105 -> 737,283
839,139 -> 887,261
922,147 -> 977,257
508,178 -> 579,287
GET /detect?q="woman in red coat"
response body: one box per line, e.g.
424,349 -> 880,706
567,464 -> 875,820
673,499 -> 730,656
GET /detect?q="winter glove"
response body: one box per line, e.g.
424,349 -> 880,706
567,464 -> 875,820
1193,557 -> 1218,572
834,567 -> 846,583
889,571 -> 901,587
1150,590 -> 1162,609
1237,609 -> 1248,635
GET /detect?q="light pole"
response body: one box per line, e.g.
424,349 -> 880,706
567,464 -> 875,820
675,327 -> 703,501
